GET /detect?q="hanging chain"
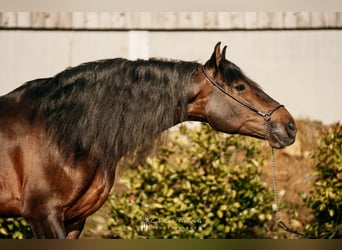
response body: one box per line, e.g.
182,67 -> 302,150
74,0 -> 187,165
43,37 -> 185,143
265,115 -> 309,238
271,148 -> 281,223
270,147 -> 313,238
263,114 -> 281,221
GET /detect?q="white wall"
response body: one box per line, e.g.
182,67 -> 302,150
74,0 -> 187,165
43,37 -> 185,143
0,30 -> 341,124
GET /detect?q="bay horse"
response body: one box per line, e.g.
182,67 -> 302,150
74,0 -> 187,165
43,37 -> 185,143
0,42 -> 296,238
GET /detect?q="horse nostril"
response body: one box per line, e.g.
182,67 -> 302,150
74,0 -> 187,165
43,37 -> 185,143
287,122 -> 297,138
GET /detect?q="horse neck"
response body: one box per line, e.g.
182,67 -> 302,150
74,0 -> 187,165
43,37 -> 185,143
185,70 -> 209,123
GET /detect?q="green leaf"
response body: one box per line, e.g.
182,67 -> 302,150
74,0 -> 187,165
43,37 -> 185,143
219,205 -> 228,211
0,228 -> 8,236
217,210 -> 224,219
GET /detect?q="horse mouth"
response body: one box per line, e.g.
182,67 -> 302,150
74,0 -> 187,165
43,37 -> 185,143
245,125 -> 296,149
268,127 -> 296,149
248,133 -> 267,140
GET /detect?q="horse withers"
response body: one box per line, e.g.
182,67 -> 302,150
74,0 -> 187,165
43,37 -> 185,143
0,42 -> 296,238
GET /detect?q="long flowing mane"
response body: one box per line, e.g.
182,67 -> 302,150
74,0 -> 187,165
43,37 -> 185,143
18,58 -> 201,168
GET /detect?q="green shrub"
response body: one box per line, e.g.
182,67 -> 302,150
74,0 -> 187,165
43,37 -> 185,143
303,123 -> 342,238
107,124 -> 274,238
0,217 -> 32,239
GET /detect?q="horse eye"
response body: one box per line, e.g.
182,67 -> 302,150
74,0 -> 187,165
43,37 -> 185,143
235,84 -> 245,91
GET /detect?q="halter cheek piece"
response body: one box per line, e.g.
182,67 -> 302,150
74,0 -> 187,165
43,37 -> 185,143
202,67 -> 284,139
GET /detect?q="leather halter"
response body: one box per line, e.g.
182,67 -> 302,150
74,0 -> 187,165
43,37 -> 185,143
202,66 -> 284,124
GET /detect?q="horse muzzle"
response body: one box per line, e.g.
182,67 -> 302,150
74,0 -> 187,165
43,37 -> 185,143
268,120 -> 297,149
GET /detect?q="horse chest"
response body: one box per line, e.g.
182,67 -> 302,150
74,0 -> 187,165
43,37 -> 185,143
64,168 -> 114,221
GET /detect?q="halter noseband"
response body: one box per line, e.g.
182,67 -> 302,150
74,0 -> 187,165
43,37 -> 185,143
202,66 -> 284,138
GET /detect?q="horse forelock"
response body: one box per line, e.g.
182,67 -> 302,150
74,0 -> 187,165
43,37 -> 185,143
218,59 -> 274,103
20,58 -> 200,169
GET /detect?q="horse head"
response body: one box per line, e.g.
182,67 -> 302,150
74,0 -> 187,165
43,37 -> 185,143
188,42 -> 296,148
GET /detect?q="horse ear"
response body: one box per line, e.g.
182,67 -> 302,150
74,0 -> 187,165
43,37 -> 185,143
221,45 -> 227,61
206,42 -> 221,69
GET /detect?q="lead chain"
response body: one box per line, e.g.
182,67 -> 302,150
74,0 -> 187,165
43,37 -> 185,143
271,148 -> 281,223
264,118 -> 281,223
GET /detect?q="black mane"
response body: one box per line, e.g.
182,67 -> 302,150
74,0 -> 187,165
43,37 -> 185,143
19,58 -> 201,168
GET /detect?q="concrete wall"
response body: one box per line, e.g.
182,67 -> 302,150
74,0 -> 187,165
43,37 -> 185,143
0,29 -> 341,124
2,12 -> 342,30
